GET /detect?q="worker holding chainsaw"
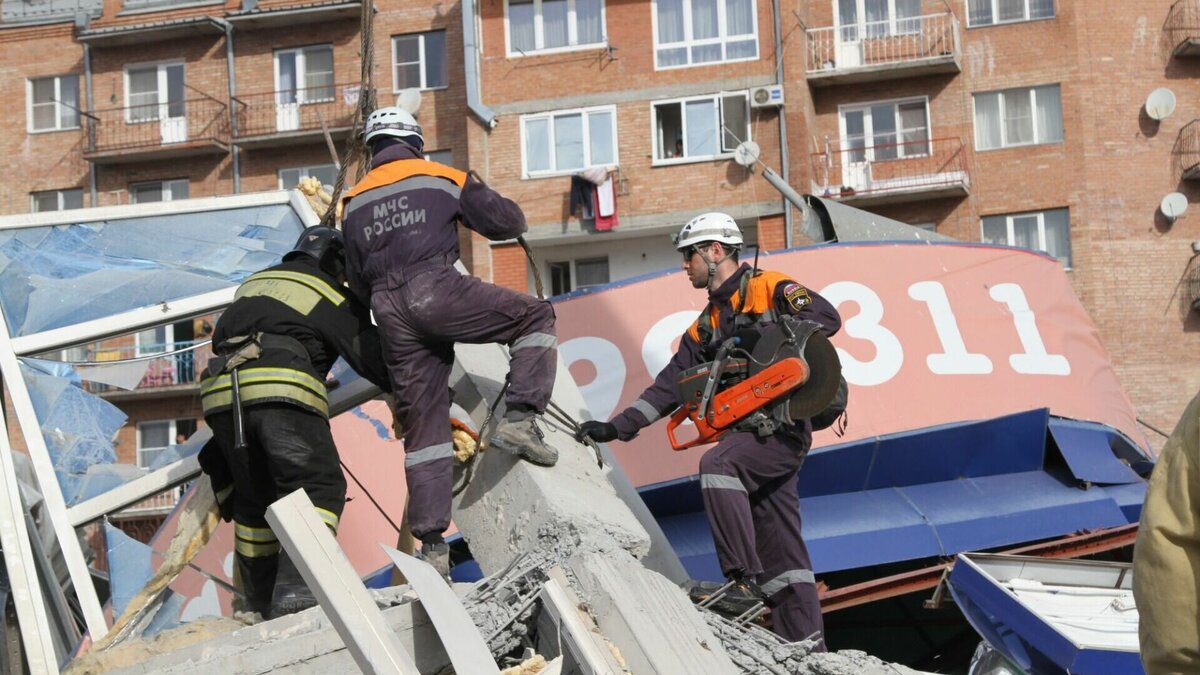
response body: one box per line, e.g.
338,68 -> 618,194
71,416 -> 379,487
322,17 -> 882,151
198,225 -> 393,619
577,212 -> 842,646
340,106 -> 559,577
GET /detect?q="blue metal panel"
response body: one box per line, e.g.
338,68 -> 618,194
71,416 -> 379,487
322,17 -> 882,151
1099,482 -> 1148,523
1048,419 -> 1142,485
901,472 -> 1131,556
803,489 -> 938,572
800,440 -> 878,497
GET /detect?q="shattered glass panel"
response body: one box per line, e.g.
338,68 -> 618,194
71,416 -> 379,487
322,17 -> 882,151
0,203 -> 304,337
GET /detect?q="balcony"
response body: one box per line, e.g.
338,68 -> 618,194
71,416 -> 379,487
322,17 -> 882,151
1176,120 -> 1200,180
226,0 -> 362,30
810,137 -> 970,206
1166,0 -> 1200,57
80,340 -> 213,397
233,84 -> 360,149
83,94 -> 230,164
806,13 -> 960,87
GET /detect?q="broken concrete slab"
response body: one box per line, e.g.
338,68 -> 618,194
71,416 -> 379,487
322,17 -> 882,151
536,567 -> 630,674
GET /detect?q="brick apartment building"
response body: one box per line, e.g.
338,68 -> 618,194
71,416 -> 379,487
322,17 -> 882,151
0,0 -> 1198,496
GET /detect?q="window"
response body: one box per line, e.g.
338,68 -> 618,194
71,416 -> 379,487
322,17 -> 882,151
837,0 -> 921,41
137,418 -> 197,469
653,92 -> 749,162
981,208 -> 1071,267
393,31 -> 448,90
130,179 -> 189,204
974,84 -> 1062,150
28,75 -> 79,132
425,150 -> 455,166
840,98 -> 929,161
654,0 -> 757,68
280,164 -> 337,191
968,0 -> 1054,27
126,63 -> 185,123
508,0 -> 605,55
31,189 -> 83,212
275,45 -> 334,104
548,257 -> 610,295
521,106 -> 616,176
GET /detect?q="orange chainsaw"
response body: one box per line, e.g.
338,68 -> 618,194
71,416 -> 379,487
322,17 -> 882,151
666,317 -> 842,450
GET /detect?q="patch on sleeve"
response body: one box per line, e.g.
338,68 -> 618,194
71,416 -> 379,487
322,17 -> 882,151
783,283 -> 811,311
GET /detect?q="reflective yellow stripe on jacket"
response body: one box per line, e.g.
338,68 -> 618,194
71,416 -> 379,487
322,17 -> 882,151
235,270 -> 346,315
200,367 -> 329,417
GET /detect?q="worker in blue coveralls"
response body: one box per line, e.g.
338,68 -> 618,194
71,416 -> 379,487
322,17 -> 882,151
577,212 -> 841,646
340,106 -> 559,577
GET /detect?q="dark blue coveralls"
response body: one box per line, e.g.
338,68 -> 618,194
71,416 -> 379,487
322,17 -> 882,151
610,263 -> 841,644
341,143 -> 557,544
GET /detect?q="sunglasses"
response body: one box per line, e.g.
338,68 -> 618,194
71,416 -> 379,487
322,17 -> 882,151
682,244 -> 712,261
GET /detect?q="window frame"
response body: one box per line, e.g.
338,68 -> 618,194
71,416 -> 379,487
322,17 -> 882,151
546,256 -> 610,295
966,0 -> 1055,28
274,44 -> 335,105
278,164 -> 338,190
30,188 -> 83,213
519,104 -> 619,178
504,0 -> 608,57
123,60 -> 186,125
972,84 -> 1063,151
391,31 -> 449,92
980,207 -> 1072,268
129,178 -> 189,204
833,0 -> 923,41
27,75 -> 80,134
837,95 -> 932,163
651,0 -> 760,70
650,91 -> 751,165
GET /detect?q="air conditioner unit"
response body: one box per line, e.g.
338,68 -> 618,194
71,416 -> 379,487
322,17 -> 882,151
749,84 -> 784,109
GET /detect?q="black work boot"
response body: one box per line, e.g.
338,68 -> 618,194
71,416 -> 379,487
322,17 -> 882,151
684,577 -> 768,617
417,541 -> 451,578
488,411 -> 558,466
268,552 -> 317,619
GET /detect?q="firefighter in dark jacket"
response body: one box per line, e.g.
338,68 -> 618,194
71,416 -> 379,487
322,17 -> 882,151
340,106 -> 558,576
577,213 -> 841,646
199,225 -> 392,619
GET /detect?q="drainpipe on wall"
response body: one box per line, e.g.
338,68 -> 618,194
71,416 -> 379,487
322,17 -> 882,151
83,42 -> 97,207
210,17 -> 240,193
771,0 -> 792,248
461,0 -> 497,129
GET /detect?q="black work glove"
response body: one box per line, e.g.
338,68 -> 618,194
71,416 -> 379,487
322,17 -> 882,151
577,421 -> 618,443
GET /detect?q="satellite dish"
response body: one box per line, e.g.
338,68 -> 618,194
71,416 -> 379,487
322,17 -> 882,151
1145,88 -> 1176,121
396,88 -> 422,117
1162,192 -> 1189,221
734,140 -> 761,168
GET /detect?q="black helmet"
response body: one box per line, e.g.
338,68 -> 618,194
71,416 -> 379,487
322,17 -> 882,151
284,226 -> 346,278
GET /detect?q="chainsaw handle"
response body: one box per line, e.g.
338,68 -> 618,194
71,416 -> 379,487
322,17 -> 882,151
667,406 -> 725,451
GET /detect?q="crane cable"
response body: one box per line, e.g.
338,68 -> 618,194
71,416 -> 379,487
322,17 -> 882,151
321,0 -> 377,228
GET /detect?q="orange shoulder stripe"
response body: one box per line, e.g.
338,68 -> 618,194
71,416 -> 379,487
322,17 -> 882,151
343,160 -> 467,201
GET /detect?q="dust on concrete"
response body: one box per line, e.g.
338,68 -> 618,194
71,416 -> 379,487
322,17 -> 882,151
63,617 -> 243,675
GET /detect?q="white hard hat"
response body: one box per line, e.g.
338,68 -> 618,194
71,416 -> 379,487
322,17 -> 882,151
674,212 -> 744,250
363,106 -> 423,146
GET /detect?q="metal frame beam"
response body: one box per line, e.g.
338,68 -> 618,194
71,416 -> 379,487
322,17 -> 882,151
265,489 -> 419,675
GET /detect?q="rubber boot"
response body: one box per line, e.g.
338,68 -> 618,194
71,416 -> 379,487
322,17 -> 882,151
268,552 -> 317,619
488,412 -> 558,466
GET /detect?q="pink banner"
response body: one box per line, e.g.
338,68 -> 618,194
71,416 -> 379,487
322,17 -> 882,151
555,243 -> 1149,488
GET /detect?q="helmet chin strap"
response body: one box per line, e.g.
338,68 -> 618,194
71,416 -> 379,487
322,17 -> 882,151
695,245 -> 720,291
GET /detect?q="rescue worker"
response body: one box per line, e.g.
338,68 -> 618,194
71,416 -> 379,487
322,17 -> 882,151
1133,387 -> 1200,674
199,225 -> 392,619
576,213 -> 841,646
341,106 -> 559,576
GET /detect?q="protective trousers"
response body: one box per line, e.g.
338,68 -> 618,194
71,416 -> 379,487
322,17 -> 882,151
206,404 -> 345,615
698,431 -> 824,646
371,265 -> 556,541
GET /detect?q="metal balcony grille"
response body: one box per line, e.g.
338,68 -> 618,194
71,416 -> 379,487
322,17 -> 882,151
806,12 -> 960,78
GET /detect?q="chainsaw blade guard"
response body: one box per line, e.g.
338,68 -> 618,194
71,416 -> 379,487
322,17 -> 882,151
748,317 -> 843,421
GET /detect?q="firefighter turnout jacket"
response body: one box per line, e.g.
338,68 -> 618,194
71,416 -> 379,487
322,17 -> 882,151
611,264 -> 841,442
200,258 -> 391,418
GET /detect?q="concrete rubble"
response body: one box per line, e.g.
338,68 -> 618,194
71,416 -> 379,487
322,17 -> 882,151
74,339 -> 930,674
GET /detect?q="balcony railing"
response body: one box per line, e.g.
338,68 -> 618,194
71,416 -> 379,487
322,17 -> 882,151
1166,0 -> 1200,57
233,83 -> 361,147
806,13 -> 960,85
1176,120 -> 1200,180
810,136 -> 970,205
83,93 -> 230,163
80,340 -> 213,394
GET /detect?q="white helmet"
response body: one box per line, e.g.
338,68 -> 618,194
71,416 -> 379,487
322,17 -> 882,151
674,212 -> 743,251
363,106 -> 423,146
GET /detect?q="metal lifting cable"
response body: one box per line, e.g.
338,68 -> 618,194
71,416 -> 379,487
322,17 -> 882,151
322,0 -> 378,227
